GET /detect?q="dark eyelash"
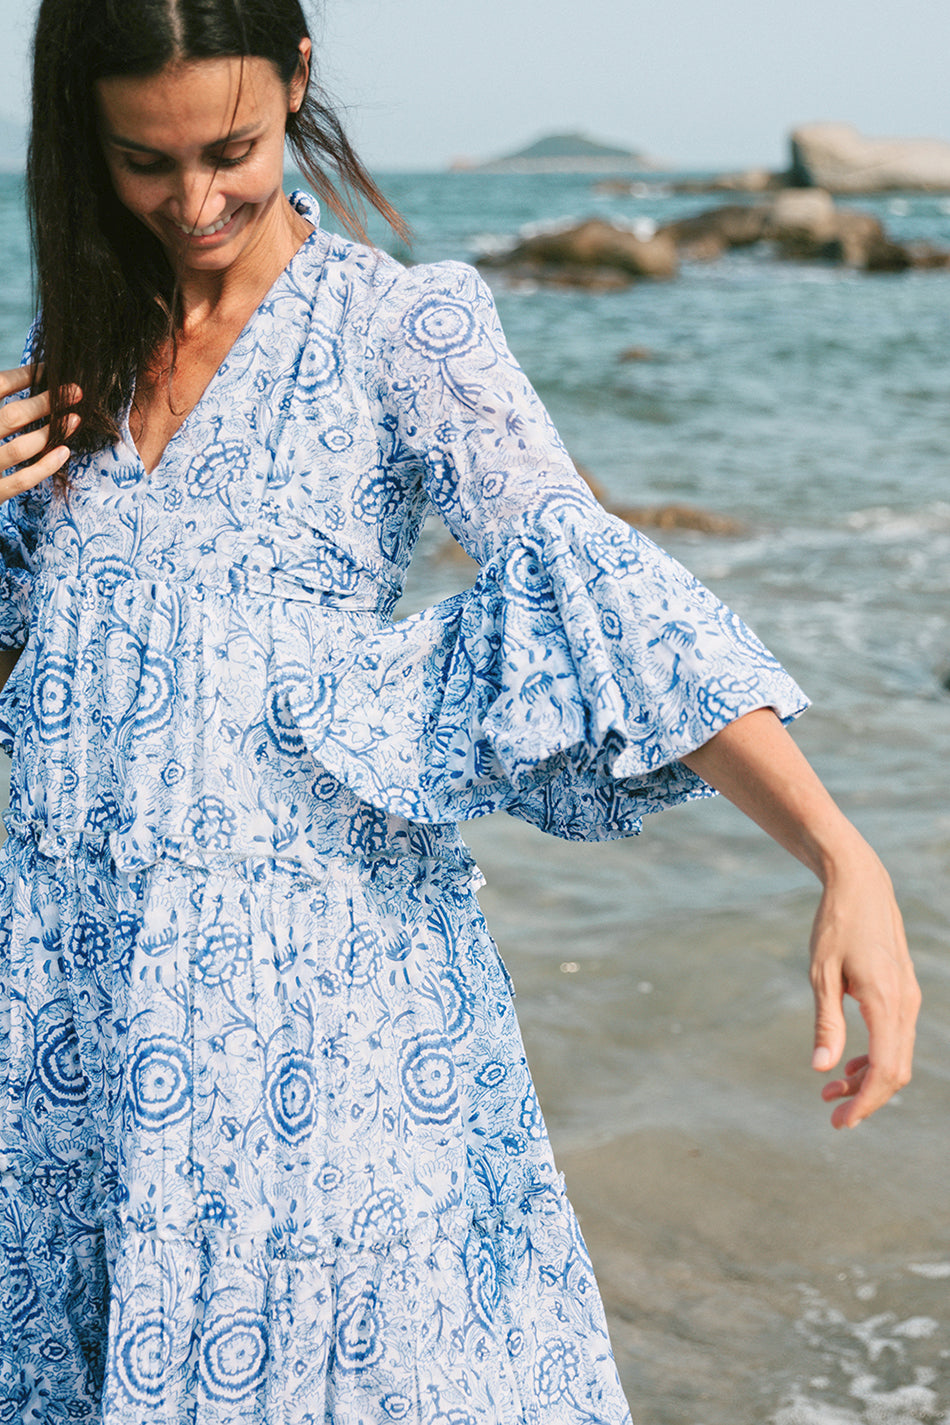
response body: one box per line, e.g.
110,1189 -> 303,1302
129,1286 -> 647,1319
121,146 -> 253,175
124,158 -> 168,175
215,150 -> 253,169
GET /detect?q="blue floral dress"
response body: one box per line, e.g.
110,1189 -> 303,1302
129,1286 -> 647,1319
0,193 -> 806,1424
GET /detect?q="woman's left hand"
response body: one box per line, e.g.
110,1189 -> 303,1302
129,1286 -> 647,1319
682,707 -> 920,1128
808,843 -> 919,1127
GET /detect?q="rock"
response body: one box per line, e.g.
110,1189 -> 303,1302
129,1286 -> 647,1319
904,242 -> 950,270
478,218 -> 678,287
658,204 -> 771,260
610,503 -> 747,536
765,190 -> 912,270
789,122 -> 950,193
617,346 -> 654,363
657,189 -> 929,271
672,168 -> 786,195
768,187 -> 839,243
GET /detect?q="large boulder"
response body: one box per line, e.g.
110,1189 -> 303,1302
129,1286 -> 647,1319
478,218 -> 678,288
658,204 -> 771,260
766,188 -> 911,270
790,123 -> 950,193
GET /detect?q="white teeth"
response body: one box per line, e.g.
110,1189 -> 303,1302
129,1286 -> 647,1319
175,212 -> 233,237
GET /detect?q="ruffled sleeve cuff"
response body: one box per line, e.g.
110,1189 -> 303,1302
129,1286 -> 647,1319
279,496 -> 808,842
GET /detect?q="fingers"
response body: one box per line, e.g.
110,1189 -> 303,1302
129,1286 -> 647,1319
0,438 -> 76,497
0,373 -> 82,498
810,956 -> 847,1073
807,858 -> 920,1130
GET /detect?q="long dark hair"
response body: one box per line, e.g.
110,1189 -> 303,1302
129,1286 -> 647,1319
27,0 -> 406,467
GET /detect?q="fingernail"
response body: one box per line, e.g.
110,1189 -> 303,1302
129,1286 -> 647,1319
812,1047 -> 833,1071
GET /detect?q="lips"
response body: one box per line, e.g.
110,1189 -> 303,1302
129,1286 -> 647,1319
172,205 -> 243,238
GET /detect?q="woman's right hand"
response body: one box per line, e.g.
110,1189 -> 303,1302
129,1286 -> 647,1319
0,365 -> 81,499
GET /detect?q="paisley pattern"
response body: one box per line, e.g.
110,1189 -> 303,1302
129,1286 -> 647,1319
0,192 -> 807,1422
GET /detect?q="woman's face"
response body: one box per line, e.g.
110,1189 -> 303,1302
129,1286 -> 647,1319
96,46 -> 310,277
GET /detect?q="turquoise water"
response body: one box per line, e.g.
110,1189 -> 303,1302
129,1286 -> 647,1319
2,169 -> 949,1423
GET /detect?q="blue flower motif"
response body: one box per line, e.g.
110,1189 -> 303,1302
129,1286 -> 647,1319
601,607 -> 624,640
440,965 -> 475,1042
31,653 -> 74,741
464,1232 -> 499,1328
161,759 -> 186,787
68,912 -> 111,969
290,674 -> 337,744
85,555 -> 135,597
263,1053 -> 316,1145
4,1246 -> 40,1328
36,1018 -> 88,1106
335,1285 -> 384,1371
351,1188 -> 407,1242
194,922 -> 251,987
404,295 -> 479,359
298,325 -> 343,394
265,668 -> 309,756
183,795 -> 238,851
504,547 -> 557,611
382,1395 -> 412,1421
320,426 -> 354,452
520,669 -> 555,706
519,1088 -> 545,1140
585,526 -> 641,577
697,673 -> 758,727
506,1327 -> 525,1358
198,1311 -> 268,1403
128,1037 -> 192,1130
338,922 -> 381,987
533,1338 -> 581,1407
114,1313 -> 173,1405
475,1060 -> 506,1089
133,651 -> 177,734
185,439 -> 248,497
398,1033 -> 458,1124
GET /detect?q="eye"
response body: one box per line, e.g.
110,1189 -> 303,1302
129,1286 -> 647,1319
212,144 -> 255,169
120,154 -> 170,175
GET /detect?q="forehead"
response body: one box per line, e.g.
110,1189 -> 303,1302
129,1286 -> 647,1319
96,56 -> 284,148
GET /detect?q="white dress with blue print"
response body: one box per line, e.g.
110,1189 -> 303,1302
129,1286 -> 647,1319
0,193 -> 807,1424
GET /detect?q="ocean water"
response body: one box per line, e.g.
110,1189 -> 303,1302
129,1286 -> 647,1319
1,168 -> 949,1423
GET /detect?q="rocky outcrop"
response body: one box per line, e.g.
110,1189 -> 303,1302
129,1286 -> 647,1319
656,189 -> 931,271
670,168 -> 787,195
478,219 -> 678,289
479,188 -> 950,288
789,123 -> 950,193
659,204 -> 771,261
608,503 -> 747,536
765,188 -> 911,270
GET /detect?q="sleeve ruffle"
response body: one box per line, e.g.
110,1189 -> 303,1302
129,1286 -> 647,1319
280,499 -> 808,842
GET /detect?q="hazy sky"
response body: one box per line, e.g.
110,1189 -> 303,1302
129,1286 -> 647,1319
2,0 -> 949,170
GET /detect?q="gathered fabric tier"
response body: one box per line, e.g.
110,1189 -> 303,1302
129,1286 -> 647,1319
0,192 -> 807,1424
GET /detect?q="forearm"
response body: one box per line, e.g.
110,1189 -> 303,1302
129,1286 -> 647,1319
681,706 -> 870,885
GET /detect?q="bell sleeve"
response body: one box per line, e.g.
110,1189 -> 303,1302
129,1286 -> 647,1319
286,260 -> 809,842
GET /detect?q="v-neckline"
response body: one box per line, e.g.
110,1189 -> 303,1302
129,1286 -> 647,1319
122,210 -> 320,477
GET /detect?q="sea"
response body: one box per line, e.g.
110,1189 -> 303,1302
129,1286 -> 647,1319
1,167 -> 949,1424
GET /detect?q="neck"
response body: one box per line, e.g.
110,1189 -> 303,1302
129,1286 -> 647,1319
174,193 -> 312,329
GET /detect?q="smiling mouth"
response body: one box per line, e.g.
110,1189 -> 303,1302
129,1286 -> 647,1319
173,207 -> 241,238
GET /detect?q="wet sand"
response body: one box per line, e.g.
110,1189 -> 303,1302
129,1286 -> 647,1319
464,807 -> 950,1424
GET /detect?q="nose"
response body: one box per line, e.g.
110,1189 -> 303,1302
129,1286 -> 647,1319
171,168 -> 227,232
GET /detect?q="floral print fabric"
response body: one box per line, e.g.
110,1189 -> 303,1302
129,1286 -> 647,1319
0,192 -> 806,1422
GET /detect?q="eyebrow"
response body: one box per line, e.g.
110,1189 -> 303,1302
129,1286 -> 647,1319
106,124 -> 261,153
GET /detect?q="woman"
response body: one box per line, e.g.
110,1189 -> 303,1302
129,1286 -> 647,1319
0,0 -> 918,1420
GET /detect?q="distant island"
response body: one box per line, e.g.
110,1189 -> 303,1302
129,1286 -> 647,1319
454,132 -> 656,175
